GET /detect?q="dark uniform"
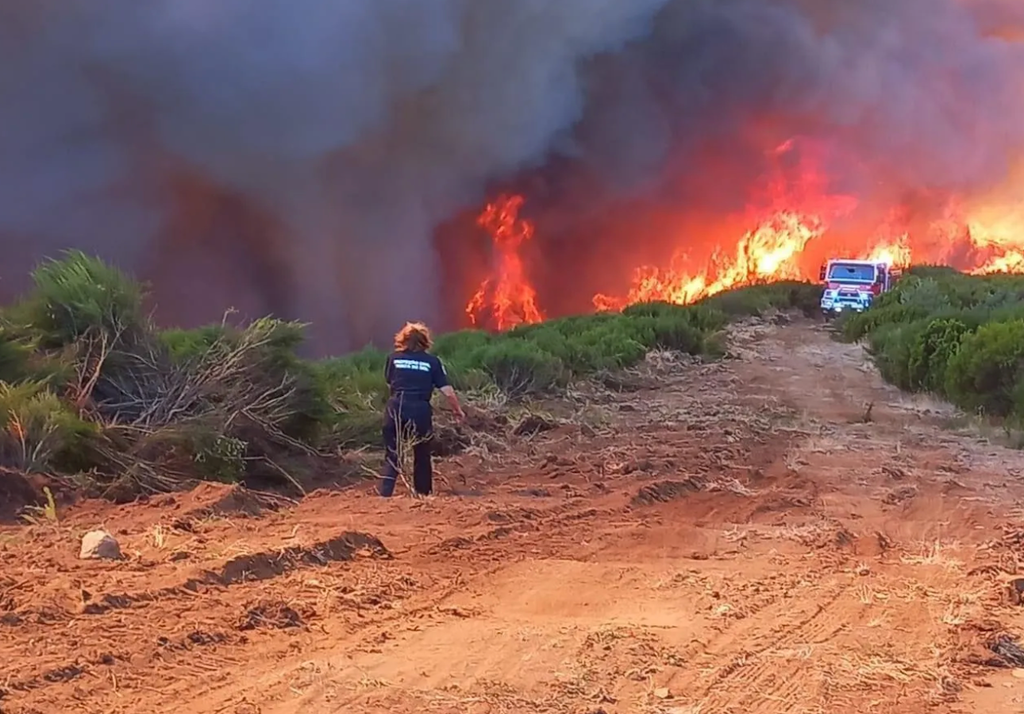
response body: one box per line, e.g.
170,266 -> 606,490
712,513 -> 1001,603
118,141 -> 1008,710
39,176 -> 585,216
379,349 -> 450,497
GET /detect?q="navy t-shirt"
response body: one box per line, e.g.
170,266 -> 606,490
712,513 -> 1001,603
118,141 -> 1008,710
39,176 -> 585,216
384,350 -> 449,406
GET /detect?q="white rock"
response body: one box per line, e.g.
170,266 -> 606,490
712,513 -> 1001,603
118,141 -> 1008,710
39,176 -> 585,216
79,530 -> 122,560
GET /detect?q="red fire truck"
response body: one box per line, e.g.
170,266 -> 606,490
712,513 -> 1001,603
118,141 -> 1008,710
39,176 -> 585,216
817,259 -> 902,317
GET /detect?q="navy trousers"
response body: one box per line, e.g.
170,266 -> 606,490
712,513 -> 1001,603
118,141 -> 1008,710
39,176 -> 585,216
380,401 -> 434,497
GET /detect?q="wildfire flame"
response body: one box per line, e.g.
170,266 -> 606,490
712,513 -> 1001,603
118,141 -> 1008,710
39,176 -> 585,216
594,211 -> 829,311
592,209 -> 1022,312
591,141 -> 1024,312
467,141 -> 1024,329
465,193 -> 544,331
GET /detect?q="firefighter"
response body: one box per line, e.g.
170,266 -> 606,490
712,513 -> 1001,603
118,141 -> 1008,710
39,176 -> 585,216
379,321 -> 465,498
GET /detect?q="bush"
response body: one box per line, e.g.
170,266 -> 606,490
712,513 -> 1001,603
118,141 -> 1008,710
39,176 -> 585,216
476,340 -> 565,397
862,323 -> 907,390
906,318 -> 970,393
0,253 -> 833,496
433,329 -> 493,358
187,430 -> 248,483
161,324 -> 230,363
700,281 -> 822,318
508,317 -> 647,375
313,347 -> 389,446
847,267 -> 1024,422
0,329 -> 33,383
945,320 -> 1024,418
646,315 -> 706,353
5,250 -> 147,350
0,381 -> 97,473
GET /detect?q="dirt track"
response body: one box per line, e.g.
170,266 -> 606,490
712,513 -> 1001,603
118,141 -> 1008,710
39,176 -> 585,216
3,319 -> 1024,714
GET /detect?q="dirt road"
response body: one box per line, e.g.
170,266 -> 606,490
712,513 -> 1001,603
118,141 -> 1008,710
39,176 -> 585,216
3,319 -> 1024,714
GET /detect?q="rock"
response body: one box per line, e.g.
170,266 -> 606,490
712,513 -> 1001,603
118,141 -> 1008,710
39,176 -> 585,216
80,530 -> 122,560
1009,578 -> 1024,605
653,687 -> 671,699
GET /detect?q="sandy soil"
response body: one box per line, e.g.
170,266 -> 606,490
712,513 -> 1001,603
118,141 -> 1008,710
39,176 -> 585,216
3,318 -> 1024,714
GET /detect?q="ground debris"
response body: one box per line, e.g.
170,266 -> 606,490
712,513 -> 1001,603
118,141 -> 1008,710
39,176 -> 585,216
79,531 -> 122,561
5,319 -> 1024,714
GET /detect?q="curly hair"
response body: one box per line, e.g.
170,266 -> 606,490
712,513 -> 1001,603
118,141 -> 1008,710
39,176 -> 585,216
393,321 -> 433,352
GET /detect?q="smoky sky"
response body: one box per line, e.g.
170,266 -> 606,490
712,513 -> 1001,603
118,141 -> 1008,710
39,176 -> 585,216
0,0 -> 1022,353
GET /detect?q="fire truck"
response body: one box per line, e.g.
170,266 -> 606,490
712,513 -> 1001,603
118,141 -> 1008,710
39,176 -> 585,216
818,259 -> 902,318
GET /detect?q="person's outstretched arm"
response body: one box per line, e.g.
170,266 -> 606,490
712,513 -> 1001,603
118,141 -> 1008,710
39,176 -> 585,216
432,357 -> 465,422
439,385 -> 465,422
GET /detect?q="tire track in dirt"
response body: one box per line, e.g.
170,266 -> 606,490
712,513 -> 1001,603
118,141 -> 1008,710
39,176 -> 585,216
78,532 -> 391,616
161,358 -> 801,714
4,318 -> 1024,714
0,533 -> 395,711
694,577 -> 855,712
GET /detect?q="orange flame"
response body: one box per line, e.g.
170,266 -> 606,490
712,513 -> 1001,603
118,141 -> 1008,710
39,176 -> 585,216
593,201 -> 1024,309
470,140 -> 1024,325
591,140 -> 1024,310
465,194 -> 544,331
594,211 -> 827,310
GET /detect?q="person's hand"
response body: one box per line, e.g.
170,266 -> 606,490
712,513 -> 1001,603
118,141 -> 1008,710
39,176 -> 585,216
454,407 -> 467,424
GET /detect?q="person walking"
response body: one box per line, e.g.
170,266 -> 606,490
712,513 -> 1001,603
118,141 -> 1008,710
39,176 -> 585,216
379,322 -> 465,498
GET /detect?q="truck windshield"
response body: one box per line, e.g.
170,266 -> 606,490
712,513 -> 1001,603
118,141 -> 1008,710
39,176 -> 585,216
828,263 -> 876,283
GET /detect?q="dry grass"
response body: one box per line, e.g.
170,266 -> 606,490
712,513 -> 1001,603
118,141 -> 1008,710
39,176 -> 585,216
899,540 -> 968,571
148,524 -> 167,549
12,319 -> 1023,714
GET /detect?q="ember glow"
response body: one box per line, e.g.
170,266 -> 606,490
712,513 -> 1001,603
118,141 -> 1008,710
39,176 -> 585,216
465,194 -> 545,331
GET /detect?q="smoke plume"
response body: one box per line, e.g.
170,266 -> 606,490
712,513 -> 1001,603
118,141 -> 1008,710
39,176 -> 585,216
1,0 -> 1022,353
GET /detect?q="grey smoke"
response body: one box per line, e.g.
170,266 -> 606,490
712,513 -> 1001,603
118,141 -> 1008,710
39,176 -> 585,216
0,0 -> 1021,353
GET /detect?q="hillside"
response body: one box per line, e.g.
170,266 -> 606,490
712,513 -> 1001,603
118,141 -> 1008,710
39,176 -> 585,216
1,258 -> 1024,713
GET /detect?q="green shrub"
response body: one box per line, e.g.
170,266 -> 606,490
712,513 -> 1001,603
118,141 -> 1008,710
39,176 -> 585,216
164,319 -> 336,443
621,301 -> 692,320
330,408 -> 384,448
945,320 -> 1024,418
0,381 -> 98,472
700,281 -> 822,317
433,329 -> 494,358
567,323 -> 649,372
160,324 -> 230,363
622,302 -> 723,351
647,315 -> 706,353
308,347 -> 388,447
316,348 -> 388,410
5,250 -> 147,349
476,340 -> 565,397
189,431 -> 247,483
0,251 -> 844,494
0,329 -> 32,383
537,313 -> 623,338
847,266 -> 1024,422
865,321 -> 929,391
243,319 -> 334,441
509,317 -> 650,374
906,318 -> 970,393
444,366 -> 493,393
906,264 -> 961,280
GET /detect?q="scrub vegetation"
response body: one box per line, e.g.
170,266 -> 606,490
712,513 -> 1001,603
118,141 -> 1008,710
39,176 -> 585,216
841,266 -> 1024,425
0,252 -> 824,499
